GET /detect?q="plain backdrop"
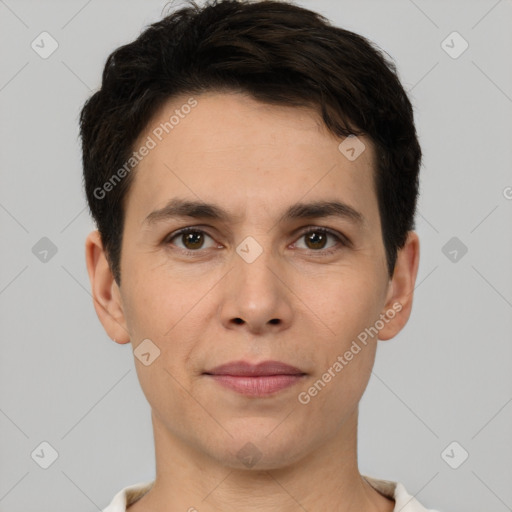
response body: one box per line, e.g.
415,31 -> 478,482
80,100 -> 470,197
1,1 -> 511,511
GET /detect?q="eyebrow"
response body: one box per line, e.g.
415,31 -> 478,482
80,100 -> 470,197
143,198 -> 365,228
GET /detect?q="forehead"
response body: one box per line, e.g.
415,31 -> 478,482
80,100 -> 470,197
125,91 -> 379,230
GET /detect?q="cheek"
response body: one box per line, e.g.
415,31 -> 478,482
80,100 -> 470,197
122,278 -> 198,418
306,268 -> 385,344
121,263 -> 189,337
121,267 -> 202,375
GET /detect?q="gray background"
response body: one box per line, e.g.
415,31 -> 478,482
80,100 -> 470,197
1,0 -> 511,510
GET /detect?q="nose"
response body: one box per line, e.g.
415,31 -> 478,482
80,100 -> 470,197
219,241 -> 294,335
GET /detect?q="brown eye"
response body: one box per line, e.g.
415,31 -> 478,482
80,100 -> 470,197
304,231 -> 328,250
182,231 -> 205,250
166,228 -> 216,252
295,228 -> 347,254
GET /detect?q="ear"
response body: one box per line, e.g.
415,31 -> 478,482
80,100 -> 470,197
378,231 -> 420,341
85,230 -> 130,344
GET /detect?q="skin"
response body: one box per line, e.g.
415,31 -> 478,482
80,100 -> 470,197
85,91 -> 419,512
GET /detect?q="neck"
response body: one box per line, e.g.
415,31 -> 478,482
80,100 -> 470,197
129,408 -> 394,512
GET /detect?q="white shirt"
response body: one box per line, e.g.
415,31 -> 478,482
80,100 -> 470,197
101,475 -> 442,511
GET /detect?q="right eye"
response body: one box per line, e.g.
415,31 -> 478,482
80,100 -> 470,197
164,227 -> 219,253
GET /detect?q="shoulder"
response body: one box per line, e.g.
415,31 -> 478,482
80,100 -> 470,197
101,481 -> 154,512
362,474 -> 443,512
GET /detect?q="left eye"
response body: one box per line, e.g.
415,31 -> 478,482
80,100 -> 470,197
165,227 -> 346,253
294,228 -> 343,251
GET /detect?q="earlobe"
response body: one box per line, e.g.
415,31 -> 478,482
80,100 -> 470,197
378,231 -> 420,341
84,230 -> 131,344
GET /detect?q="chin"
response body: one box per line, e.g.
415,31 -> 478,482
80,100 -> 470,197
205,429 -> 311,471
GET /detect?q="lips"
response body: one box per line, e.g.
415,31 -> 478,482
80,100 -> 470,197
204,360 -> 305,377
204,360 -> 306,397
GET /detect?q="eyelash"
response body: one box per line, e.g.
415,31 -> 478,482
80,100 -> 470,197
163,226 -> 350,257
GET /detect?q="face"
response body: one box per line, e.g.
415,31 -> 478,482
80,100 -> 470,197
86,91 -> 419,470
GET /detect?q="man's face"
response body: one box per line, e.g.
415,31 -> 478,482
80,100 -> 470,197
106,91 -> 400,468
